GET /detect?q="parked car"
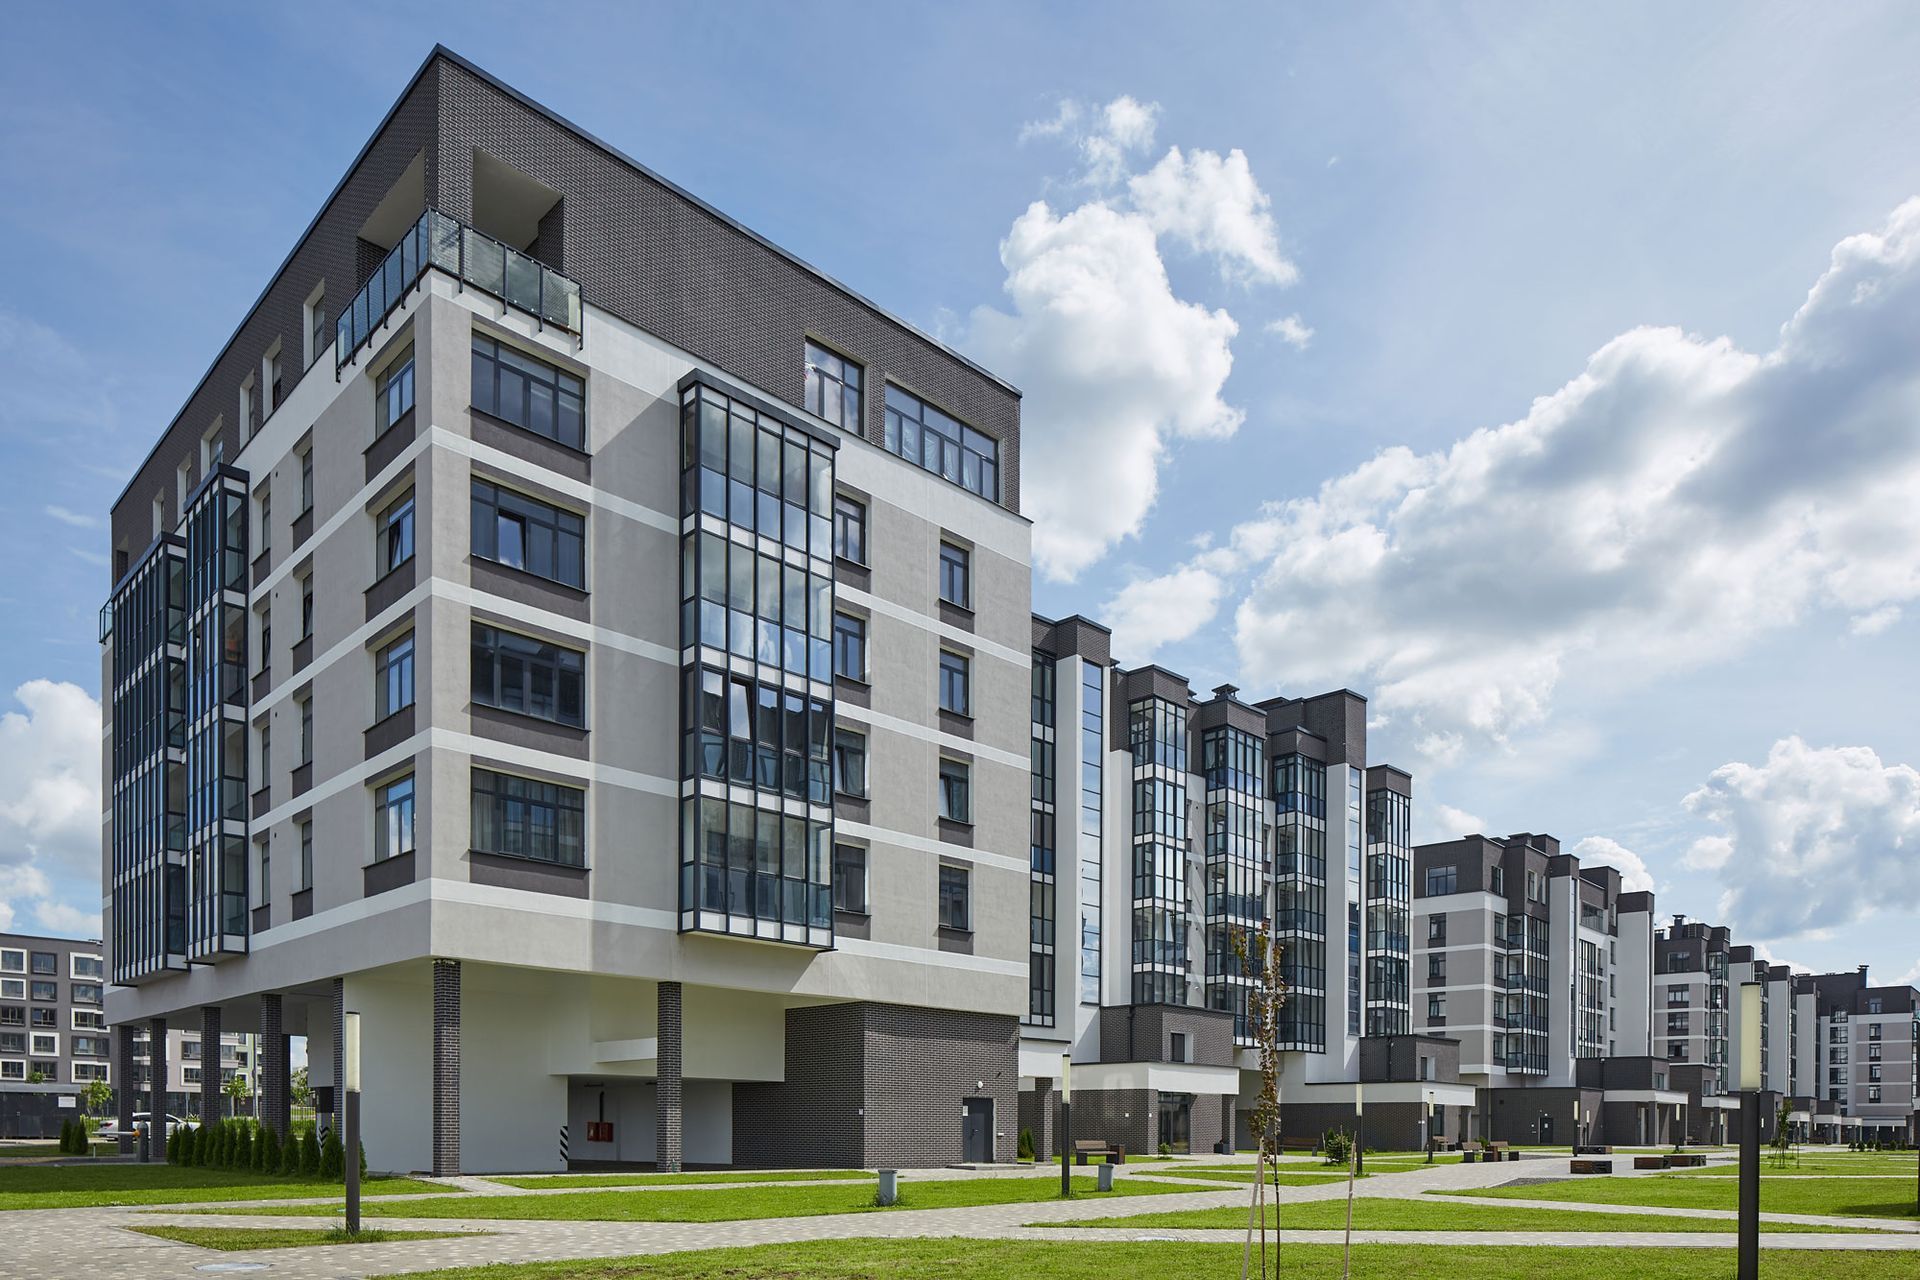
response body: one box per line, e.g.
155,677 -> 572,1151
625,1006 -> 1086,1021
95,1112 -> 187,1141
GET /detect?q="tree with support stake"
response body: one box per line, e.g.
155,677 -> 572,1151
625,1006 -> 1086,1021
1230,926 -> 1288,1280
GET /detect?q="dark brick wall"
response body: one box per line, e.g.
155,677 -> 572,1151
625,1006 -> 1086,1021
111,49 -> 1021,572
1066,1087 -> 1153,1156
329,977 -> 344,1140
260,993 -> 289,1137
732,1001 -> 1019,1169
655,981 -> 682,1173
116,1030 -> 135,1153
198,1006 -> 222,1123
432,959 -> 461,1175
1019,1078 -> 1057,1159
1098,1005 -> 1236,1067
144,1016 -> 167,1161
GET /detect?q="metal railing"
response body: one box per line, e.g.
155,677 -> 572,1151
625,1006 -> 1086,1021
336,209 -> 582,372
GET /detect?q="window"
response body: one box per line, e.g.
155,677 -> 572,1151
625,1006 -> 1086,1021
28,953 -> 53,976
258,490 -> 272,564
1426,913 -> 1446,944
1870,1085 -> 1883,1103
300,576 -> 314,639
938,651 -> 971,716
299,446 -> 313,514
1170,1032 -> 1189,1063
939,863 -> 971,930
0,950 -> 19,973
804,342 -> 862,428
304,285 -> 327,369
1424,864 -> 1457,896
379,492 -> 415,574
1428,954 -> 1446,980
470,624 -> 585,725
376,633 -> 415,719
939,758 -> 971,824
832,495 -> 866,564
29,981 -> 55,1003
240,373 -> 257,438
266,347 -> 284,414
470,769 -> 586,867
256,840 -> 271,908
1490,865 -> 1504,894
70,982 -> 101,1006
0,1006 -> 19,1026
0,1062 -> 20,1081
0,1033 -> 18,1054
376,346 -> 415,432
0,980 -> 19,1001
71,1010 -> 104,1031
472,333 -> 585,450
832,843 -> 867,913
832,613 -> 866,681
72,1062 -> 108,1084
374,775 -> 415,861
298,820 -> 313,892
1428,994 -> 1447,1022
28,1008 -> 52,1028
938,541 -> 970,608
832,727 -> 867,797
70,954 -> 101,980
471,479 -> 586,588
883,385 -> 998,502
29,1033 -> 56,1056
296,695 -> 313,765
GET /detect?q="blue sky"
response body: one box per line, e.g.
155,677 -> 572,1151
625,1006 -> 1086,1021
3,4 -> 1919,983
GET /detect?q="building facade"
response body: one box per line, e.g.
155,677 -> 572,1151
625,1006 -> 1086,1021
102,47 -> 1029,1174
0,933 -> 111,1089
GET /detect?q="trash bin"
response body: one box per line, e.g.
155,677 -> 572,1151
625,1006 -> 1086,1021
877,1169 -> 898,1205
1096,1163 -> 1116,1192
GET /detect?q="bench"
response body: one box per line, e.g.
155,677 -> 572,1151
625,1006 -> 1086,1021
1277,1137 -> 1319,1154
1669,1154 -> 1707,1168
1574,1145 -> 1613,1155
1634,1156 -> 1671,1170
1569,1159 -> 1613,1174
1073,1139 -> 1125,1166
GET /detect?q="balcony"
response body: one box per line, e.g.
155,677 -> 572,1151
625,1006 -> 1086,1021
337,209 -> 582,372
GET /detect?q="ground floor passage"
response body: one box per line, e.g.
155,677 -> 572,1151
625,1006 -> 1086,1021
122,958 -> 1026,1175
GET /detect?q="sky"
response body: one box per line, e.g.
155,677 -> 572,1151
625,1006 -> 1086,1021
2,3 -> 1919,985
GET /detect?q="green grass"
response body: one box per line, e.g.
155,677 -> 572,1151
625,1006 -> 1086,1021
1681,1156 -> 1920,1178
1453,1173 -> 1920,1220
488,1169 -> 872,1189
376,1238 -> 1920,1279
0,1141 -> 115,1160
131,1224 -> 480,1251
1136,1167 -> 1358,1186
0,1163 -> 452,1211
202,1172 -> 1209,1222
1042,1196 -> 1886,1233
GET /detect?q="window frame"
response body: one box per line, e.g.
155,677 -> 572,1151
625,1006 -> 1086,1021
470,623 -> 586,728
471,478 -> 587,590
832,494 -> 867,566
832,612 -> 867,682
832,726 -> 868,798
938,758 -> 972,824
373,774 -> 416,862
938,649 -> 971,717
378,491 -> 415,577
803,341 -> 863,430
470,767 -> 587,868
832,843 -> 868,914
471,332 -> 587,452
375,345 -> 416,435
938,541 -> 971,609
375,632 -> 416,721
938,862 -> 972,931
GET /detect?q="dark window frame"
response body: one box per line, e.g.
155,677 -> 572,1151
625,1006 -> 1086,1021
470,767 -> 586,868
375,632 -> 416,720
470,623 -> 586,727
471,333 -> 587,452
471,478 -> 587,589
938,541 -> 971,608
939,862 -> 971,930
832,843 -> 868,913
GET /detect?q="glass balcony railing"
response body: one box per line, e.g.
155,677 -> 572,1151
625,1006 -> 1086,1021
336,209 -> 582,371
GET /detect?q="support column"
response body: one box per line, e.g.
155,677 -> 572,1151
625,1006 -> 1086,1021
656,980 -> 683,1173
198,1007 -> 222,1124
432,959 -> 462,1176
144,1017 -> 168,1161
328,978 -> 344,1140
260,994 -> 289,1137
1033,1078 -> 1056,1160
115,1029 -> 136,1154
1221,1095 -> 1237,1155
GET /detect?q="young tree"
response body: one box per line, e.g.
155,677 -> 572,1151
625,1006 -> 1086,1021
290,1065 -> 312,1112
1231,926 -> 1289,1280
223,1072 -> 252,1118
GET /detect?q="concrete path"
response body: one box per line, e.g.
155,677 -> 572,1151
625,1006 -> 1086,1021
2,1154 -> 1912,1279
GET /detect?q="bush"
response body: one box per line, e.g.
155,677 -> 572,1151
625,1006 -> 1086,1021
280,1127 -> 298,1177
164,1124 -> 180,1164
258,1124 -> 280,1174
1321,1128 -> 1353,1167
1017,1128 -> 1035,1161
177,1125 -> 195,1166
1158,1142 -> 1172,1156
300,1128 -> 320,1177
321,1127 -> 344,1180
234,1123 -> 252,1171
358,1138 -> 369,1180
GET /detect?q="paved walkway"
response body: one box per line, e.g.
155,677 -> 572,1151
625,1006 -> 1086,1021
3,1155 -> 1914,1279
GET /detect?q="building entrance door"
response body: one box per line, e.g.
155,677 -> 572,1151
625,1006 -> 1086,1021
1539,1113 -> 1555,1144
1157,1093 -> 1193,1154
962,1099 -> 993,1163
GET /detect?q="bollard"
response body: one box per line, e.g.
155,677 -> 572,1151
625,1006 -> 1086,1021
1097,1162 -> 1115,1192
877,1169 -> 898,1206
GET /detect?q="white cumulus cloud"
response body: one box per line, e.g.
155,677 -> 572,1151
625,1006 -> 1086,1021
1417,802 -> 1488,844
1266,314 -> 1314,349
1130,146 -> 1297,286
1099,566 -> 1226,665
1569,835 -> 1656,895
1684,737 -> 1920,939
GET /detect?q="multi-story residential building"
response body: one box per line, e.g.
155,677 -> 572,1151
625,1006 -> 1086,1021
101,46 -> 1030,1174
0,933 -> 112,1089
1410,834 -> 1671,1144
1792,968 -> 1918,1143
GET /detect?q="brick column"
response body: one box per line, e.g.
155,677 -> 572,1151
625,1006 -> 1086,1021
1032,1078 -> 1056,1160
115,1030 -> 136,1154
261,994 -> 289,1137
1221,1095 -> 1236,1155
198,1007 -> 222,1124
433,959 -> 461,1176
144,1017 -> 168,1161
656,981 -> 683,1173
328,977 -> 344,1140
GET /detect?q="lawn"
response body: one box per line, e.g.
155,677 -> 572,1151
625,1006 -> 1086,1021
1453,1173 -> 1920,1220
131,1224 -> 479,1251
377,1238 -> 1920,1279
202,1172 -> 1213,1222
1681,1156 -> 1920,1178
1040,1196 -> 1886,1233
0,1141 -> 116,1160
0,1163 -> 452,1210
1136,1167 -> 1359,1186
488,1170 -> 872,1189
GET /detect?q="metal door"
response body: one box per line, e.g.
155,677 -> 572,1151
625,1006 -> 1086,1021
962,1098 -> 992,1163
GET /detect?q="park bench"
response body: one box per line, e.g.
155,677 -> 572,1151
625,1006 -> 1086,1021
1574,1144 -> 1613,1155
1669,1153 -> 1707,1168
1634,1156 -> 1671,1170
1073,1139 -> 1125,1165
1569,1159 -> 1613,1174
1278,1136 -> 1319,1154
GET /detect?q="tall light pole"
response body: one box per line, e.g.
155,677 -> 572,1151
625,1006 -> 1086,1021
1425,1091 -> 1435,1162
1737,982 -> 1761,1280
343,1011 -> 362,1236
1353,1080 -> 1365,1176
1058,1052 -> 1072,1199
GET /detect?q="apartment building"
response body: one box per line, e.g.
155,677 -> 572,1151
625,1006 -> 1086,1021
1409,834 -> 1672,1145
0,933 -> 111,1089
100,47 -> 1029,1173
1013,643 -> 1463,1155
1792,968 -> 1919,1142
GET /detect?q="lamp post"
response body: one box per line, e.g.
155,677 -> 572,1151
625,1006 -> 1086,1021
1425,1091 -> 1435,1162
1573,1098 -> 1582,1153
1058,1052 -> 1072,1200
1736,982 -> 1761,1280
343,1011 -> 362,1236
1353,1080 -> 1365,1176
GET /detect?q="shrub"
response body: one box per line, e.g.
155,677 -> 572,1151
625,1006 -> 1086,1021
280,1128 -> 298,1177
1158,1142 -> 1172,1156
321,1127 -> 344,1180
358,1138 -> 369,1180
234,1124 -> 252,1171
300,1128 -> 320,1177
1321,1128 -> 1353,1167
164,1124 -> 180,1164
177,1125 -> 195,1166
258,1124 -> 280,1174
1017,1128 -> 1035,1161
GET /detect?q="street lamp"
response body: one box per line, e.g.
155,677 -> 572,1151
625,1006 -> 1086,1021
1425,1091 -> 1435,1162
1737,982 -> 1762,1280
1058,1052 -> 1072,1199
1353,1080 -> 1365,1176
343,1011 -> 362,1236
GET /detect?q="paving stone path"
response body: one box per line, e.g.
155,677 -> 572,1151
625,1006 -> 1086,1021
4,1154 -> 1914,1279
